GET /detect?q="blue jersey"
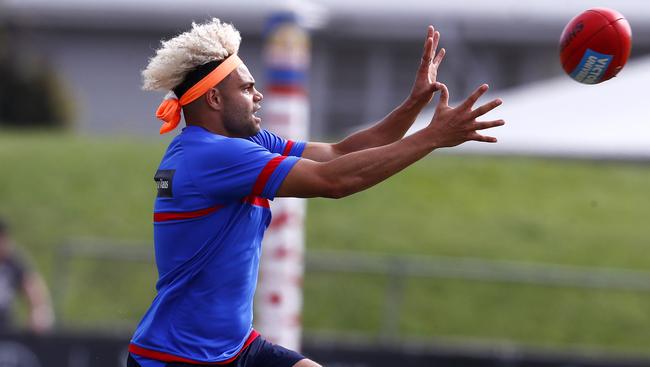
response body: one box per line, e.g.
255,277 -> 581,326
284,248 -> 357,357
129,126 -> 305,365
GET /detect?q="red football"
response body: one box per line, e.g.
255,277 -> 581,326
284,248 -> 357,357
559,8 -> 632,84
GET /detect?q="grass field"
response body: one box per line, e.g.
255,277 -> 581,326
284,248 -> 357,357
1,131 -> 649,352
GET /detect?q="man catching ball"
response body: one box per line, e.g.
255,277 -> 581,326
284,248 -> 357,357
127,18 -> 504,367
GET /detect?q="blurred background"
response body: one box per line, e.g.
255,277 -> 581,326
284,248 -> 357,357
1,0 -> 649,366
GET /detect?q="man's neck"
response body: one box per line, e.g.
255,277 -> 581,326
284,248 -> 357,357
185,120 -> 227,136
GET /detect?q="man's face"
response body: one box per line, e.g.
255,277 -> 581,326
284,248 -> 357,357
219,64 -> 264,138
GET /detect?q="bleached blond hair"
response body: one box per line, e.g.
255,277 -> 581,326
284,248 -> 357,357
142,18 -> 241,91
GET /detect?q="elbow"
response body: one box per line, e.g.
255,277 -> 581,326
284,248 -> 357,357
324,188 -> 347,200
313,162 -> 360,199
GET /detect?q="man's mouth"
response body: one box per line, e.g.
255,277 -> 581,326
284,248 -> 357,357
253,106 -> 261,122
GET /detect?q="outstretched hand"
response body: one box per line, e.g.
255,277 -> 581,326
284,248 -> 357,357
409,25 -> 446,105
427,83 -> 505,147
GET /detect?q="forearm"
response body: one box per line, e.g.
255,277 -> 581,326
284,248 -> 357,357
308,25 -> 444,162
333,97 -> 427,155
281,82 -> 504,199
24,275 -> 54,332
321,127 -> 437,197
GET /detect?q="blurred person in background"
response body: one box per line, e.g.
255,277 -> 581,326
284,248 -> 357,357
0,218 -> 54,334
128,19 -> 503,367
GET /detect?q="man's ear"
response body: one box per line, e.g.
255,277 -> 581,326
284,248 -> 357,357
205,88 -> 222,111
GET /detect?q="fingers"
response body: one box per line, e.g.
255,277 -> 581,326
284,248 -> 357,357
432,47 -> 445,68
420,26 -> 434,63
436,82 -> 449,106
420,37 -> 433,65
468,132 -> 498,143
471,119 -> 505,131
431,30 -> 440,61
470,98 -> 503,119
421,26 -> 441,66
467,120 -> 504,143
459,84 -> 489,111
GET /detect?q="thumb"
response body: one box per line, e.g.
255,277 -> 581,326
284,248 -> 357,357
436,83 -> 449,106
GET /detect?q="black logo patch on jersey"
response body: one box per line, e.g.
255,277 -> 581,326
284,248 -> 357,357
154,169 -> 175,198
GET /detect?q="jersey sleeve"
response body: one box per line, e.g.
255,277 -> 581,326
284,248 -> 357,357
188,137 -> 300,201
247,129 -> 306,157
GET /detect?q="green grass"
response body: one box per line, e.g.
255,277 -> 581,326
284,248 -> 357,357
305,156 -> 650,268
1,131 -> 650,352
303,155 -> 650,352
0,132 -> 164,328
400,279 -> 650,350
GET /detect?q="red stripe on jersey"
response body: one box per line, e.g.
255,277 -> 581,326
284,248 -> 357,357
153,205 -> 223,222
242,195 -> 270,208
282,140 -> 295,156
251,156 -> 286,196
129,330 -> 260,365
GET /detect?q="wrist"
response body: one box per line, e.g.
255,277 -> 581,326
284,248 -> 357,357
413,126 -> 442,151
404,94 -> 429,110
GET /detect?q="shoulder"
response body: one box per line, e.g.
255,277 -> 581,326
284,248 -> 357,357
181,128 -> 268,156
247,129 -> 274,141
180,131 -> 274,173
246,129 -> 276,148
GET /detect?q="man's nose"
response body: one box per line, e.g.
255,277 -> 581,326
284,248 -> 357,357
254,89 -> 263,102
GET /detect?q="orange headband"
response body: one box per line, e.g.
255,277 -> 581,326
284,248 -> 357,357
156,54 -> 243,134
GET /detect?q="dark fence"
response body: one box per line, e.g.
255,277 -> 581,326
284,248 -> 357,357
0,332 -> 648,367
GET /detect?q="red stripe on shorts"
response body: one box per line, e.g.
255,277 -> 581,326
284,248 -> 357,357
129,330 -> 260,365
